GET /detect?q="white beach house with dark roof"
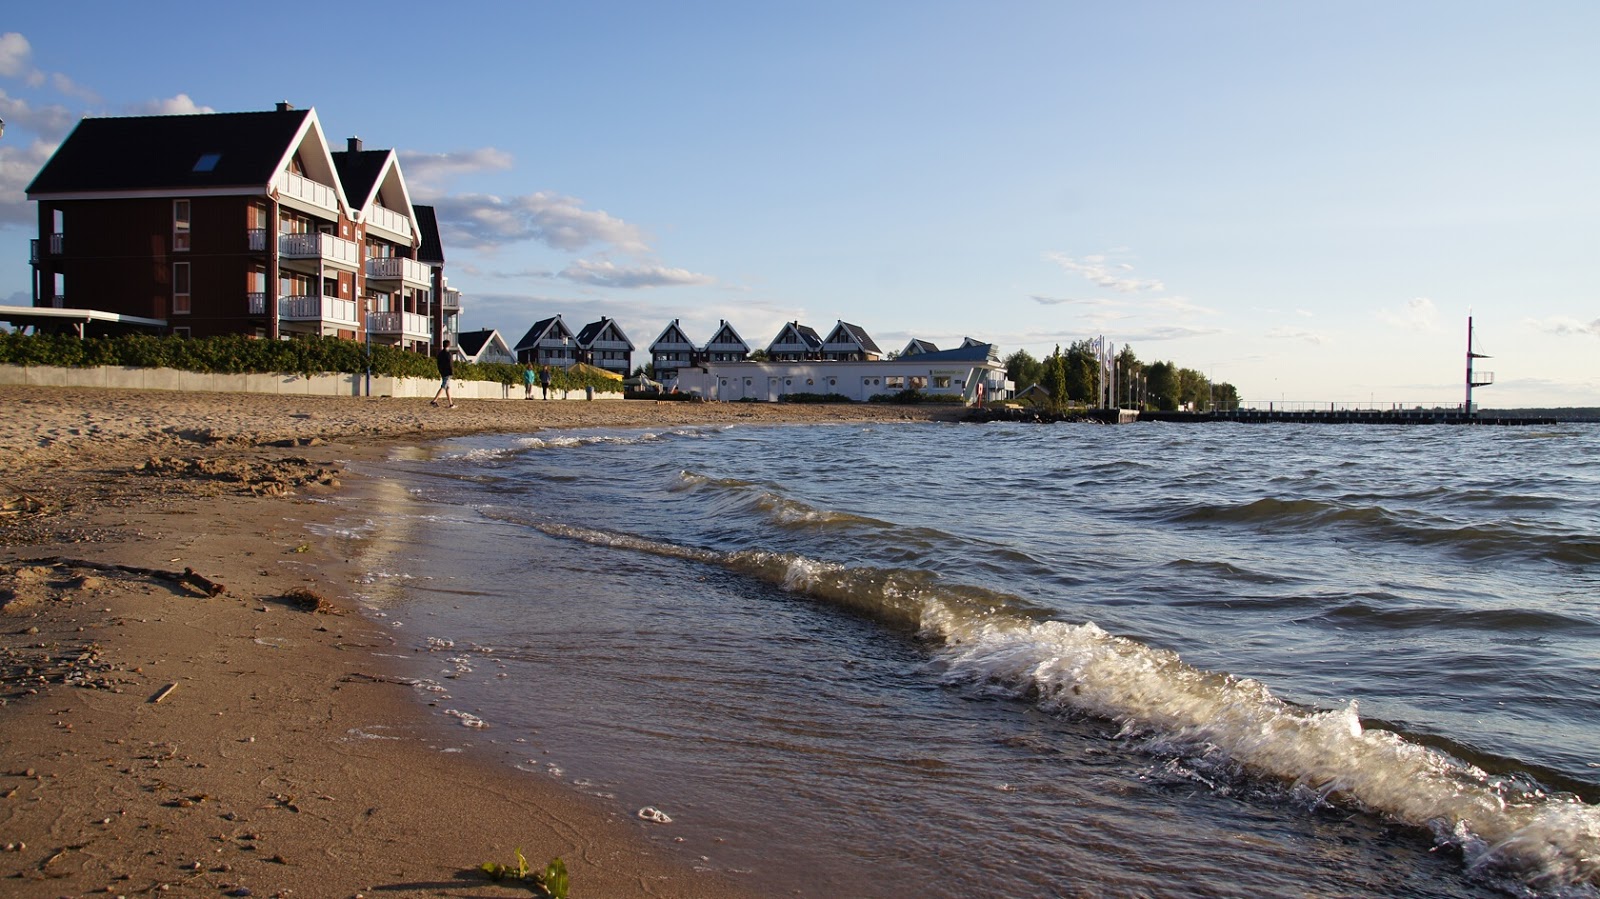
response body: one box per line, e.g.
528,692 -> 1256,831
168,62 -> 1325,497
704,320 -> 750,363
575,317 -> 634,376
513,315 -> 577,367
821,321 -> 882,361
650,319 -> 698,380
455,328 -> 516,365
765,321 -> 824,361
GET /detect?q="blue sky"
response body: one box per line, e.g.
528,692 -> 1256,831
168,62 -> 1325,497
1,2 -> 1595,407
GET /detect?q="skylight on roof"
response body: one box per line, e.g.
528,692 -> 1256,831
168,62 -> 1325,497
192,153 -> 222,172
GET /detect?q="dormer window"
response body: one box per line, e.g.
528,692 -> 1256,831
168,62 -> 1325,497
192,153 -> 221,172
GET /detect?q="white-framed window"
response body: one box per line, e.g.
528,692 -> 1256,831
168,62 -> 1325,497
173,262 -> 191,314
173,200 -> 191,252
172,326 -> 192,339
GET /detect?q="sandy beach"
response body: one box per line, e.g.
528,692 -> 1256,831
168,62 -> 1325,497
0,386 -> 958,898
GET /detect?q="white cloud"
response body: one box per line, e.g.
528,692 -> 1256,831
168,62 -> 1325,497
1526,316 -> 1600,338
397,147 -> 515,196
432,191 -> 651,255
130,93 -> 214,116
1376,296 -> 1440,332
1045,252 -> 1165,293
0,33 -> 31,78
0,89 -> 76,141
0,138 -> 59,225
559,258 -> 714,289
1266,326 -> 1327,345
1030,295 -> 1114,307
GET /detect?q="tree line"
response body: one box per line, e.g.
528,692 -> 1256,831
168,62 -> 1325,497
1004,341 -> 1239,412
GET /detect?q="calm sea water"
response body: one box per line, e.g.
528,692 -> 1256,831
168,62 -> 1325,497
324,420 -> 1600,898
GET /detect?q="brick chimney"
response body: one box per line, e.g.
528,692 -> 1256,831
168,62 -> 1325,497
348,136 -> 362,153
275,101 -> 294,112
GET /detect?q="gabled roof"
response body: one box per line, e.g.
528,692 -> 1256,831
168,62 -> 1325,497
329,147 -> 391,212
906,342 -> 999,364
769,321 -> 822,350
514,315 -> 573,352
456,328 -> 499,358
824,321 -> 881,355
706,320 -> 748,348
651,319 -> 696,350
28,108 -> 316,196
576,317 -> 633,349
414,205 -> 444,263
902,338 -> 939,356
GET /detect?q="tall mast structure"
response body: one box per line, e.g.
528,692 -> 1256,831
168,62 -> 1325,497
1465,316 -> 1494,416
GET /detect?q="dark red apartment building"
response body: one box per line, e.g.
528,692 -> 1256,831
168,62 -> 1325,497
24,103 -> 461,352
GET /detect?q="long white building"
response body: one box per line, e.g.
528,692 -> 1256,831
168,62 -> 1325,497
672,342 -> 1012,403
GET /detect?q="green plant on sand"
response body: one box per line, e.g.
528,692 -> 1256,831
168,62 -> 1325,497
480,848 -> 568,897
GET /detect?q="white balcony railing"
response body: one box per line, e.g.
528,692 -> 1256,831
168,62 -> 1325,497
247,292 -> 266,315
365,256 -> 433,285
247,228 -> 267,251
279,295 -> 357,324
367,311 -> 433,339
280,232 -> 359,267
274,170 -> 339,215
587,339 -> 632,351
364,205 -> 413,241
441,287 -> 461,311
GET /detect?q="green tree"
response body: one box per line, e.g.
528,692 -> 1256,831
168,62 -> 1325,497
1213,382 -> 1240,410
1145,360 -> 1178,411
1063,340 -> 1097,403
1042,345 -> 1068,413
1004,349 -> 1045,390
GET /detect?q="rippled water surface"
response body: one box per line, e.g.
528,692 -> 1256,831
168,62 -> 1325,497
333,421 -> 1600,898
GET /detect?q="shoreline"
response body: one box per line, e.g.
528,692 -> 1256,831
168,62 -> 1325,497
0,386 -> 958,897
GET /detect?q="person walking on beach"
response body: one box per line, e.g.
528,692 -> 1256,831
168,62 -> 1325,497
522,363 -> 537,399
539,365 -> 552,400
431,340 -> 457,408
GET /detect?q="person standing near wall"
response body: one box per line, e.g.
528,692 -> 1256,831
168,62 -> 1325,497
431,340 -> 457,408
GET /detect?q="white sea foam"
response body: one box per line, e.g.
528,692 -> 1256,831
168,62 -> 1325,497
923,607 -> 1600,887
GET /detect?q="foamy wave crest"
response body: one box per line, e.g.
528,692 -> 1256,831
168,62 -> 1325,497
925,610 -> 1600,888
519,427 -> 724,452
675,469 -> 916,531
531,520 -> 1600,889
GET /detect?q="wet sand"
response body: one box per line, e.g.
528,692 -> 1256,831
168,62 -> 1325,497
0,386 -> 957,898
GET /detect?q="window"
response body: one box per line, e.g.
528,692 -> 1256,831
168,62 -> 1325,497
886,376 -> 904,389
173,200 -> 191,252
172,327 -> 192,338
173,262 -> 191,314
934,376 -> 952,389
193,153 -> 221,172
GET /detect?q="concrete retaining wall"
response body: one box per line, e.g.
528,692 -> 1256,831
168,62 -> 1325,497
0,364 -> 624,402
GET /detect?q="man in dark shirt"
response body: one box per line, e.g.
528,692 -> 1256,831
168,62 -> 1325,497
430,340 -> 457,408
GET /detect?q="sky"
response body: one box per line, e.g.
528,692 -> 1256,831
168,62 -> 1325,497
0,1 -> 1595,408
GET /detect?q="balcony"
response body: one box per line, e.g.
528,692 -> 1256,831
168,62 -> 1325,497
364,205 -> 413,242
441,287 -> 462,312
367,311 -> 433,341
274,170 -> 339,216
365,256 -> 433,287
29,234 -> 65,263
586,339 -> 632,351
247,292 -> 266,315
279,295 -> 357,325
248,228 -> 267,252
280,232 -> 359,268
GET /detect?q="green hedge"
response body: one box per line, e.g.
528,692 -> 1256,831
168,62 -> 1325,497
0,331 -> 621,392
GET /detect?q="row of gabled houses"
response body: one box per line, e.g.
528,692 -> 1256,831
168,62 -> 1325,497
450,316 -> 980,380
9,101 -> 1011,404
